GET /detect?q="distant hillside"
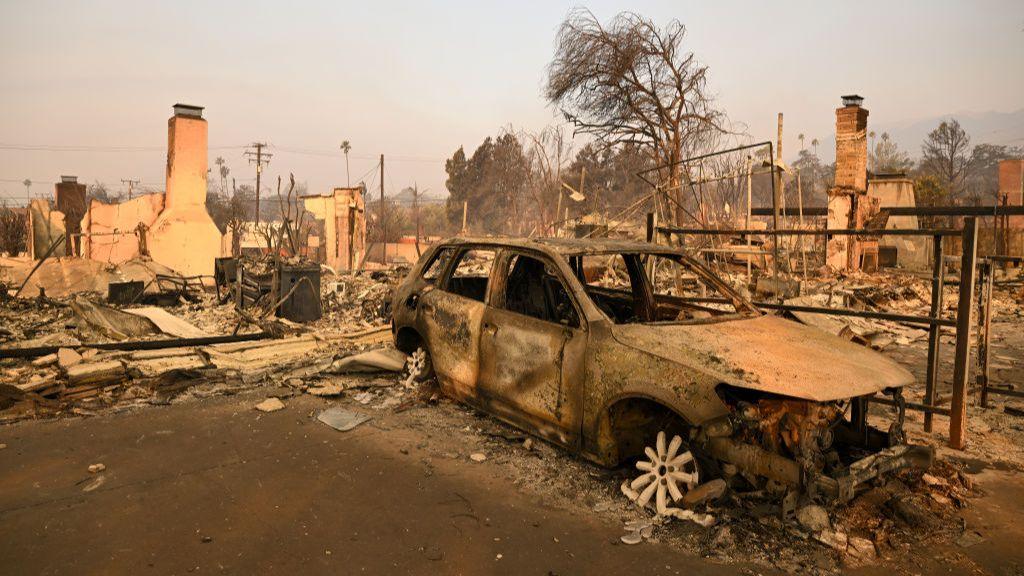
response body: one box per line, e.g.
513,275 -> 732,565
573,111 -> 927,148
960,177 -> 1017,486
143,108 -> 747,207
387,187 -> 446,205
802,108 -> 1024,164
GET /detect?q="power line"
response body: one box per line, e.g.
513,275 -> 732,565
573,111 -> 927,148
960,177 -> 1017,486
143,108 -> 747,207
0,143 -> 248,152
270,144 -> 443,163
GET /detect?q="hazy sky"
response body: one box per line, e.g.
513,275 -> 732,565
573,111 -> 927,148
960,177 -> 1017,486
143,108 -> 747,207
1,0 -> 1022,204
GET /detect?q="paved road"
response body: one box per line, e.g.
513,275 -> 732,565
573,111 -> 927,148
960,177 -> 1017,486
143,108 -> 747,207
0,391 -> 760,575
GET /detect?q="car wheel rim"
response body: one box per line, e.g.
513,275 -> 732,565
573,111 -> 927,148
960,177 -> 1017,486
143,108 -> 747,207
406,347 -> 431,381
622,431 -> 699,514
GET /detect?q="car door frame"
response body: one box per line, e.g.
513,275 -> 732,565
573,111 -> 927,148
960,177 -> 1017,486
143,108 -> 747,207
476,247 -> 589,450
414,244 -> 500,402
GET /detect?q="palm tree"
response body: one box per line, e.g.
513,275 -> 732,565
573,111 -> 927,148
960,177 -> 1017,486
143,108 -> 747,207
22,179 -> 31,206
798,133 -> 805,151
811,138 -> 819,157
340,140 -> 352,186
868,131 -> 877,170
214,157 -> 229,196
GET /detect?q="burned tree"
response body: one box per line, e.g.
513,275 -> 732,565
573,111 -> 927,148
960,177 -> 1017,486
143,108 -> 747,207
0,205 -> 27,256
545,9 -> 728,226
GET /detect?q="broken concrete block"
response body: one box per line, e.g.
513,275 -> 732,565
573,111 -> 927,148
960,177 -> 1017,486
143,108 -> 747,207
815,529 -> 848,552
307,383 -> 343,397
66,360 -> 127,388
88,463 -> 105,473
57,348 -> 83,370
796,504 -> 831,533
846,536 -> 877,563
254,397 -> 285,412
469,453 -> 487,463
31,354 -> 58,368
681,479 -> 727,507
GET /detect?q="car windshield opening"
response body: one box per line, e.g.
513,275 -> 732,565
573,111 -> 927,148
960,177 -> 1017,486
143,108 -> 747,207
568,252 -> 756,325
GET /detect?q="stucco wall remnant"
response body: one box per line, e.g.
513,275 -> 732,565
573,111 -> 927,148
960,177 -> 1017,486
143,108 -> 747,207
82,193 -> 164,264
867,176 -> 928,270
28,199 -> 66,259
302,187 -> 365,271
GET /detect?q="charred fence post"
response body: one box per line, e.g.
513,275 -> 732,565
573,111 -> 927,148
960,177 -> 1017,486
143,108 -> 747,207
923,234 -> 945,433
949,217 -> 978,450
977,260 -> 994,408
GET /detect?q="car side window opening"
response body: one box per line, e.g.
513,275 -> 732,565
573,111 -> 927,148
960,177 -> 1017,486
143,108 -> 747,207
421,247 -> 455,285
570,254 -> 648,324
443,248 -> 496,303
502,254 -> 579,327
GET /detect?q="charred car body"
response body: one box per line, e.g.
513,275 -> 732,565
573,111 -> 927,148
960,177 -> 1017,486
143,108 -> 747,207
391,237 -> 932,502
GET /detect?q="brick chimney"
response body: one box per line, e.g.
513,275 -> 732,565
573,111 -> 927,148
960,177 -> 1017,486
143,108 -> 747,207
165,104 -> 207,211
834,95 -> 869,192
147,103 -> 223,276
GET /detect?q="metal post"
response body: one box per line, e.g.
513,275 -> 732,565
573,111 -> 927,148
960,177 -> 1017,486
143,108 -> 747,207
769,141 -> 780,285
646,212 -> 657,282
745,156 -> 753,283
977,260 -> 993,408
797,171 -> 807,279
949,217 -> 978,450
380,154 -> 386,264
923,235 -> 945,433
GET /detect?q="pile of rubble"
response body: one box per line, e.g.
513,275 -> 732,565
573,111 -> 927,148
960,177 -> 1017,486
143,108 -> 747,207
0,254 -> 404,423
319,267 -> 405,327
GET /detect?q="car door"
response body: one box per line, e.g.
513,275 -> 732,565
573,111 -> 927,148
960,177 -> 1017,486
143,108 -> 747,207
477,250 -> 587,448
417,246 -> 497,401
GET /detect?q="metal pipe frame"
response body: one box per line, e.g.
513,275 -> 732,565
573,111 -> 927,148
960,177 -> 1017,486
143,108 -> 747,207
924,235 -> 945,433
748,205 -> 1024,217
657,226 -> 962,237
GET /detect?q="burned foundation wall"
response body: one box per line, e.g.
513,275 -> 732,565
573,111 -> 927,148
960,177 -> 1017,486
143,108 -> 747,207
302,187 -> 365,271
82,193 -> 164,263
867,177 -> 928,270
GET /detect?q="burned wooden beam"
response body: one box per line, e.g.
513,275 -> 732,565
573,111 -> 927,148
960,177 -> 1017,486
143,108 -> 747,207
0,332 -> 271,360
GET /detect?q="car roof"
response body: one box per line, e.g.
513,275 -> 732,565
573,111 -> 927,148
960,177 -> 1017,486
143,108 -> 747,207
440,236 -> 684,257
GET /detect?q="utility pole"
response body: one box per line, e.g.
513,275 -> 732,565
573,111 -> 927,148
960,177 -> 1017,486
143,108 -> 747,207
379,154 -> 385,264
245,143 -> 271,225
120,178 -> 139,200
773,113 -> 784,281
413,182 -> 422,257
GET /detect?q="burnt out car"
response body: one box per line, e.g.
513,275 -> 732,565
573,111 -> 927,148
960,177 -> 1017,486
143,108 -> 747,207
391,237 -> 932,502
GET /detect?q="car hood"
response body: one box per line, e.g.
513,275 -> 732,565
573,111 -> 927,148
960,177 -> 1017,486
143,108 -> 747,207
612,314 -> 914,402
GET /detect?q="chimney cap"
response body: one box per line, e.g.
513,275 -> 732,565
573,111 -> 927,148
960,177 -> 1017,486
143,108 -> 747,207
841,95 -> 864,107
173,103 -> 204,118
59,175 -> 78,184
